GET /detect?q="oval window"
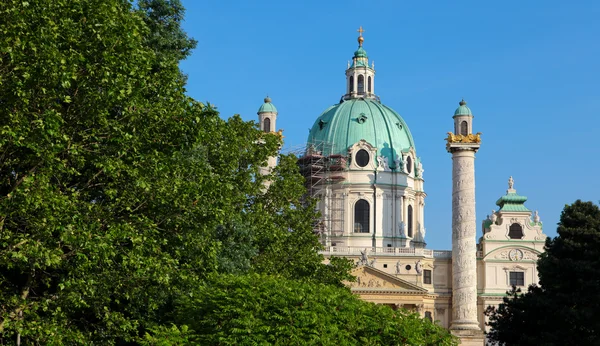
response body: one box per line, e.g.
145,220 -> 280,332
355,149 -> 370,167
406,156 -> 412,174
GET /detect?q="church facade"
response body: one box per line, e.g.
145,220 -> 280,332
256,29 -> 547,345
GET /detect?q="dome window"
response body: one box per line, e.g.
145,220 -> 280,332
406,156 -> 412,174
508,223 -> 524,239
263,117 -> 271,132
355,149 -> 370,167
354,199 -> 370,233
349,76 -> 354,92
357,113 -> 368,124
357,75 -> 365,94
368,76 -> 372,93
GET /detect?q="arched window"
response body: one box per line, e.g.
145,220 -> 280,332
354,199 -> 370,233
357,75 -> 365,94
407,205 -> 413,237
368,76 -> 372,93
508,223 -> 524,239
460,121 -> 468,136
406,156 -> 412,174
349,76 -> 354,92
263,117 -> 271,132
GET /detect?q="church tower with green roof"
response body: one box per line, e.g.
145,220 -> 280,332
257,96 -> 279,178
476,178 -> 547,338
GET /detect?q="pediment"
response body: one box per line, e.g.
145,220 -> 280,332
483,246 -> 541,261
345,266 -> 428,293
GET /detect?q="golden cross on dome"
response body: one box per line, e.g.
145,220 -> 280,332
357,26 -> 365,46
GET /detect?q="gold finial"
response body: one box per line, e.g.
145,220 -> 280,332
357,26 -> 364,46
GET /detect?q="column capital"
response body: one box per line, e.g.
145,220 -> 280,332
447,142 -> 480,153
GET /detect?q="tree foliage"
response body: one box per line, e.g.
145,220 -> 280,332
1,0 -> 442,344
171,274 -> 457,346
137,0 -> 197,64
0,0 -> 329,342
486,200 -> 600,345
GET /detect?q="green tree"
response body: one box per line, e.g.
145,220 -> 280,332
171,274 -> 458,346
0,0 -> 350,343
0,0 -> 218,342
486,200 -> 600,345
137,0 -> 198,64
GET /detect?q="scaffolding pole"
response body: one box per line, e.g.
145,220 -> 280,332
297,140 -> 347,246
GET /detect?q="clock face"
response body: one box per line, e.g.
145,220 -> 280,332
509,249 -> 524,261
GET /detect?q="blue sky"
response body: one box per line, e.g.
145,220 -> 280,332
179,0 -> 600,250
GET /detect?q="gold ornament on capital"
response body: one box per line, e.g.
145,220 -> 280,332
446,132 -> 482,144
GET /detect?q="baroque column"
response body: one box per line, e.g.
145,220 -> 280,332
446,100 -> 484,344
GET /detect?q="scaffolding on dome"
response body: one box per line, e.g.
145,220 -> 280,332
296,140 -> 347,246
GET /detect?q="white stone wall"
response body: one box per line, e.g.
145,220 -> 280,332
324,141 -> 425,249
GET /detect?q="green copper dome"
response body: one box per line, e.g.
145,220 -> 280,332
307,99 -> 416,165
454,99 -> 472,116
354,47 -> 368,58
258,96 -> 277,113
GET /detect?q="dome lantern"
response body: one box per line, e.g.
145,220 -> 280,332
345,27 -> 376,101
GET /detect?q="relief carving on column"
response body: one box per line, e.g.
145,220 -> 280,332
450,153 -> 480,329
454,272 -> 475,288
453,290 -> 478,320
455,304 -> 478,321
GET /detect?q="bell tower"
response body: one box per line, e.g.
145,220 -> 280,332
257,96 -> 278,176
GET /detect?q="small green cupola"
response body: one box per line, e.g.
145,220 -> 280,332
454,99 -> 472,116
452,99 -> 475,136
257,96 -> 277,133
351,27 -> 369,67
495,176 -> 530,212
258,96 -> 277,114
354,47 -> 368,59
